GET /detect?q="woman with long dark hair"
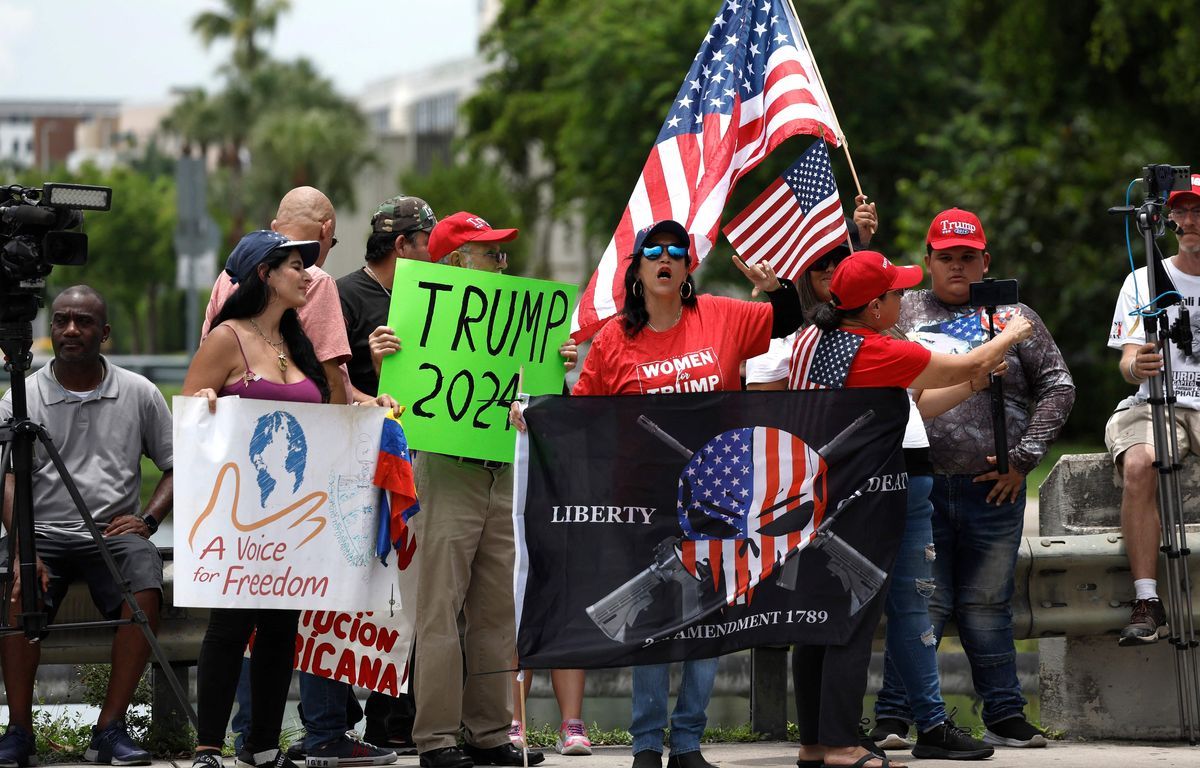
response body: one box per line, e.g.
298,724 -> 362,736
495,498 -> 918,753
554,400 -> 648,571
516,219 -> 803,768
783,251 -> 1031,768
182,231 -> 383,768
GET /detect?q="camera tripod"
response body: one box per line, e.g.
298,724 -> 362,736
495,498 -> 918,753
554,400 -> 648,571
1114,192 -> 1200,743
0,318 -> 198,730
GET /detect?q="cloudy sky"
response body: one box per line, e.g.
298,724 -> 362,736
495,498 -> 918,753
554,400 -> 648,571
0,0 -> 479,103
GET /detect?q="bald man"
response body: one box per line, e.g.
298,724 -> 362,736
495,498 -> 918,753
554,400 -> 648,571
202,186 -> 351,405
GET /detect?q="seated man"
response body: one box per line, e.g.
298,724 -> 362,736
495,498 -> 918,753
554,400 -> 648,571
0,285 -> 173,767
1107,174 -> 1200,645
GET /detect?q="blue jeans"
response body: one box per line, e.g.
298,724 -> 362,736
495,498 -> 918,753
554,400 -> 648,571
300,673 -> 356,750
880,474 -> 1027,726
232,659 -> 251,752
630,659 -> 718,755
874,475 -> 949,731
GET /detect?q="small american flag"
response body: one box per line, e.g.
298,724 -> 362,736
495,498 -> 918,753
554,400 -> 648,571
787,326 -> 864,390
677,426 -> 827,605
571,0 -> 842,342
723,139 -> 848,280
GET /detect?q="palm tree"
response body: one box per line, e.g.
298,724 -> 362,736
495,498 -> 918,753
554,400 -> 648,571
191,0 -> 291,76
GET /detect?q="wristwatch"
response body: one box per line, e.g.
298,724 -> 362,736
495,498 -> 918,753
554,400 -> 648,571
140,514 -> 160,535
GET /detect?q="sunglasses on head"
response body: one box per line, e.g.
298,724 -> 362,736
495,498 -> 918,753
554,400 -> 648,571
642,244 -> 688,260
809,251 -> 849,272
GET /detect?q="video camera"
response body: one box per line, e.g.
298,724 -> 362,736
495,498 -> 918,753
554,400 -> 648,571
0,182 -> 111,323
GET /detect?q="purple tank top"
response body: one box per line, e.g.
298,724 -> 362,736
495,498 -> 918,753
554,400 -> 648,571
216,325 -> 322,404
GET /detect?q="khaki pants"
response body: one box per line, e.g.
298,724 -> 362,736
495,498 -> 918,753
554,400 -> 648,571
412,452 -> 515,752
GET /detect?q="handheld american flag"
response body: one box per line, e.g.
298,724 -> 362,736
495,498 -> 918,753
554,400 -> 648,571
723,139 -> 848,281
571,0 -> 843,342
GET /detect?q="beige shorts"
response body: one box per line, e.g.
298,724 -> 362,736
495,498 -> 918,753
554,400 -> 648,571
1104,403 -> 1200,464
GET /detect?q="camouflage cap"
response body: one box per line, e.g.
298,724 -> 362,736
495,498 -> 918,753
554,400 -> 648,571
371,195 -> 437,234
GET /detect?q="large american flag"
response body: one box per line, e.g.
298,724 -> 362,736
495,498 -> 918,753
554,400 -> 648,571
571,0 -> 842,341
722,139 -> 848,281
676,426 -> 827,605
787,325 -> 864,390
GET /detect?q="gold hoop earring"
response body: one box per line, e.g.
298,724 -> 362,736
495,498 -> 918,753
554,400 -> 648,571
632,280 -> 643,298
681,281 -> 694,299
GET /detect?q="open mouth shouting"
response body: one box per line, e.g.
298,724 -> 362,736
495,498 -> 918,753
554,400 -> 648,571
656,264 -> 674,282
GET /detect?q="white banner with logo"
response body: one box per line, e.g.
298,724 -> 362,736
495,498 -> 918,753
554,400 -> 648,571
173,396 -> 397,610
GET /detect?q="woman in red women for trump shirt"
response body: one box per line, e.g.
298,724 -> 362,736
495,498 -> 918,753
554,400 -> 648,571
514,219 -> 802,768
573,221 -> 802,396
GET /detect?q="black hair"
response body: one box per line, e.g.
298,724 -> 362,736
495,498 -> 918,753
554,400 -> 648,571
365,232 -> 398,263
212,250 -> 331,403
620,251 -> 698,337
808,293 -> 883,331
55,284 -> 109,325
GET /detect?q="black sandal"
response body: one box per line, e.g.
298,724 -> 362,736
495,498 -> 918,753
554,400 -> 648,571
821,755 -> 892,768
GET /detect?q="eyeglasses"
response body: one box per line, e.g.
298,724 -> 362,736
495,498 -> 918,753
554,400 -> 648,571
479,248 -> 507,261
1172,207 -> 1200,219
809,251 -> 849,272
642,244 -> 688,260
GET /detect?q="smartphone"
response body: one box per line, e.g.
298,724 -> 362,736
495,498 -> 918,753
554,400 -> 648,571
969,278 -> 1019,308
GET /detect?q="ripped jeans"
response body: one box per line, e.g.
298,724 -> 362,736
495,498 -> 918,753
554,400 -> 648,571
874,474 -> 949,731
876,473 -> 1028,728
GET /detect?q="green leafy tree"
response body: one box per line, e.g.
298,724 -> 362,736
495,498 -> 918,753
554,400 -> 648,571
465,0 -> 1200,440
399,159 -> 530,274
47,164 -> 179,354
191,0 -> 291,77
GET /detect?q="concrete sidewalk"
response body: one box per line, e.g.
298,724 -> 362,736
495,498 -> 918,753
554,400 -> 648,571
62,741 -> 1200,768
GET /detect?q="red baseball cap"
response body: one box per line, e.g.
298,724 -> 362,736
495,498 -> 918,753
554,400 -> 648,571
830,250 -> 924,310
1168,174 -> 1200,207
427,211 -> 518,262
926,208 -> 987,250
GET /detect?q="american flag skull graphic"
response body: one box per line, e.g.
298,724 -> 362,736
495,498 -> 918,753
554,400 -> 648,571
676,427 -> 828,606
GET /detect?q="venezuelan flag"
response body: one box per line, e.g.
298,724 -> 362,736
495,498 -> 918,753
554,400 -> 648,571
374,410 -> 419,564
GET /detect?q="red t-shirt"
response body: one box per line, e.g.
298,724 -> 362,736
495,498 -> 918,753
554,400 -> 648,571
843,327 -> 931,388
573,295 -> 773,396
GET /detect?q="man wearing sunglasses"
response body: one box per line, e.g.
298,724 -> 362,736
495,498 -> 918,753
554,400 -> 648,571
882,208 -> 1074,750
1107,174 -> 1200,648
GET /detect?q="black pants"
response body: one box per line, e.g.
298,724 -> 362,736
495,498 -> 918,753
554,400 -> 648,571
792,588 -> 887,747
197,607 -> 301,752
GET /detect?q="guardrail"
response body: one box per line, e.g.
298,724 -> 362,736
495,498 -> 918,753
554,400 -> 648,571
29,453 -> 1200,740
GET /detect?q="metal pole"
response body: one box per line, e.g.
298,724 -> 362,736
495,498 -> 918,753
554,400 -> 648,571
1139,205 -> 1200,743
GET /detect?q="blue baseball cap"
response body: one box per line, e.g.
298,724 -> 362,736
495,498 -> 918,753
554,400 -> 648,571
224,230 -> 320,284
631,220 -> 690,258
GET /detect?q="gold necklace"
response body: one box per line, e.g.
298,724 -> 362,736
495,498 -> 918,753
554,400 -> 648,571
249,318 -> 288,373
647,307 -> 683,333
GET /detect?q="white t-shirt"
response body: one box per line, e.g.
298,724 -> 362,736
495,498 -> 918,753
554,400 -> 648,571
745,330 -> 928,448
1110,258 -> 1200,411
745,333 -> 793,385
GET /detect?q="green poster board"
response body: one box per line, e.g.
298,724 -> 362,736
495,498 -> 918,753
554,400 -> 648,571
378,259 -> 578,462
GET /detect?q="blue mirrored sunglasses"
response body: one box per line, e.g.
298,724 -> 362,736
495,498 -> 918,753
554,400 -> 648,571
642,244 -> 688,260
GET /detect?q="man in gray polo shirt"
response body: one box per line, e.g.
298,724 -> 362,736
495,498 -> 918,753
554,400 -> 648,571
0,285 -> 173,768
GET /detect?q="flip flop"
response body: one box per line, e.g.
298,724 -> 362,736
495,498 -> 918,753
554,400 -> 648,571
797,761 -> 823,768
821,755 -> 893,768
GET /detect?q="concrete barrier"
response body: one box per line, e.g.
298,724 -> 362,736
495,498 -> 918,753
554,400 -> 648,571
1038,453 -> 1200,740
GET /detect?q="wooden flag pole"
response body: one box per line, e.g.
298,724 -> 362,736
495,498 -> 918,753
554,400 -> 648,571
784,0 -> 864,197
517,669 -> 529,768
